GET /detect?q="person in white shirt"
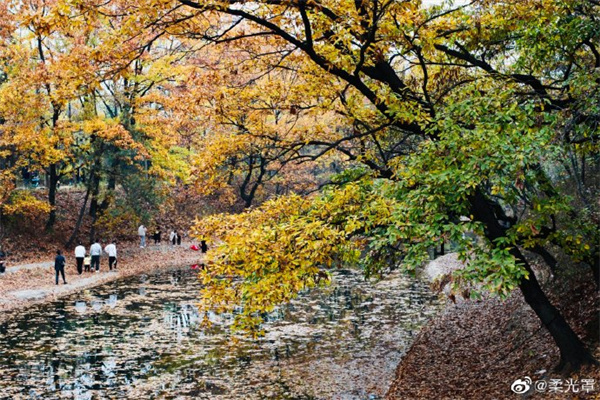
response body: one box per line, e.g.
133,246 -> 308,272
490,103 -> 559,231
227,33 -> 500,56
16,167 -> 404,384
74,241 -> 86,275
169,230 -> 176,245
104,241 -> 117,271
90,240 -> 102,272
138,225 -> 147,248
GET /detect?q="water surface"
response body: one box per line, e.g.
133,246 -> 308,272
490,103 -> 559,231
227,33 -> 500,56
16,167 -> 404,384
0,266 -> 441,399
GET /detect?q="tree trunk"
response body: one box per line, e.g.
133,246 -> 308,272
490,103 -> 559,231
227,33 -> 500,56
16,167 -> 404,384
88,164 -> 101,243
514,247 -> 597,372
88,183 -> 99,244
590,249 -> 600,290
65,172 -> 93,248
530,245 -> 558,274
99,159 -> 119,213
45,163 -> 59,232
88,172 -> 100,218
89,212 -> 98,244
240,155 -> 267,208
0,210 -> 4,242
470,189 -> 597,372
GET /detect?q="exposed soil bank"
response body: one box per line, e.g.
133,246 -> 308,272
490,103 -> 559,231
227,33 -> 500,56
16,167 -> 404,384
387,260 -> 599,400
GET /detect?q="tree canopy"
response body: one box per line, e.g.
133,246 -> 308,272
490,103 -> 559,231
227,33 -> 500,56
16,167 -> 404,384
175,0 -> 598,371
0,0 -> 598,372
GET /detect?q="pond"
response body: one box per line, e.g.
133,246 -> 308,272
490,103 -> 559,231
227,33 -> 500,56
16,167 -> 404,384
0,266 -> 442,399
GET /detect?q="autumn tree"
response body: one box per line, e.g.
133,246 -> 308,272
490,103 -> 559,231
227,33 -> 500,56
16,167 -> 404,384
0,0 -> 199,242
165,0 -> 600,372
54,0 -> 600,372
0,0 -> 117,232
186,42 -> 346,208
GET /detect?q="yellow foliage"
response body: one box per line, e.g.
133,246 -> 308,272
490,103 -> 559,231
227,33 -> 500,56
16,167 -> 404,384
1,191 -> 51,219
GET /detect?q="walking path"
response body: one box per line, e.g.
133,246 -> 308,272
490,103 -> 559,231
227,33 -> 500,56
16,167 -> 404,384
0,242 -> 205,320
9,273 -> 117,301
4,261 -> 53,274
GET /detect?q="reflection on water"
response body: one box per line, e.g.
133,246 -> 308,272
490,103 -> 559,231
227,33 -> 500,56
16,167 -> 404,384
0,267 -> 442,399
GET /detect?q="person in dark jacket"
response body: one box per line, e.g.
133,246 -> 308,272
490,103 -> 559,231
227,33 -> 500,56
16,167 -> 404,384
55,250 -> 67,285
200,240 -> 208,253
0,246 -> 6,274
153,229 -> 161,244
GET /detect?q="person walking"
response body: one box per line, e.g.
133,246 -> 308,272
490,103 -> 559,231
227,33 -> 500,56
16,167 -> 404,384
0,245 -> 6,274
169,230 -> 176,245
54,249 -> 67,285
74,241 -> 85,275
104,240 -> 117,271
84,255 -> 91,272
138,224 -> 147,248
153,229 -> 161,244
90,240 -> 102,272
176,232 -> 182,246
200,240 -> 208,253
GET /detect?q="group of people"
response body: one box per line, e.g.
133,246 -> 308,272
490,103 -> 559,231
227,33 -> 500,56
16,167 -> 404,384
138,225 -> 182,248
54,239 -> 118,285
1,216 -> 209,288
48,224 -> 203,286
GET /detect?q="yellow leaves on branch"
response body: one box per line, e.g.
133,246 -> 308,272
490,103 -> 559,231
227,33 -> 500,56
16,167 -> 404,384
82,118 -> 142,153
192,195 -> 332,330
190,179 -> 399,333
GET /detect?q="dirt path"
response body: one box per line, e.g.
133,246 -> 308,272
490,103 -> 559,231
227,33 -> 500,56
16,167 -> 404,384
0,242 -> 205,321
3,261 -> 53,274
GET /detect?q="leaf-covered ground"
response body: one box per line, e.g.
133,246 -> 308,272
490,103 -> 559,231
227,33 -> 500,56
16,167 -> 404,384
387,267 -> 600,400
0,242 -> 204,321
